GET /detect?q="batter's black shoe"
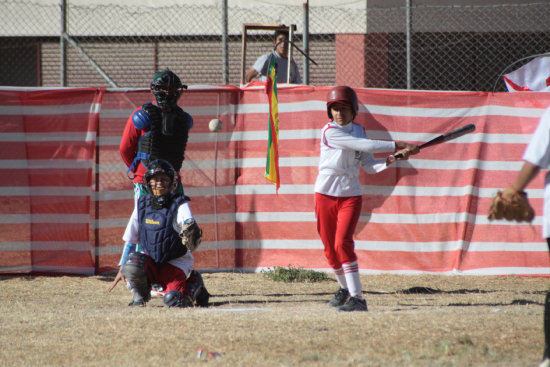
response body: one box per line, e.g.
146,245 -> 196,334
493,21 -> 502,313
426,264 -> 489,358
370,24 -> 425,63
329,287 -> 349,307
338,297 -> 368,312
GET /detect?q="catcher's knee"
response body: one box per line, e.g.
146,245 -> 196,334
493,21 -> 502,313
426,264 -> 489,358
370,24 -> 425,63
163,271 -> 209,308
122,252 -> 149,280
187,270 -> 210,307
122,252 -> 152,303
163,290 -> 193,308
195,285 -> 210,307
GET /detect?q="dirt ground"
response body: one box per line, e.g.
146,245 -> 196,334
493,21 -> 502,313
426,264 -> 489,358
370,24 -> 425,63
0,272 -> 547,366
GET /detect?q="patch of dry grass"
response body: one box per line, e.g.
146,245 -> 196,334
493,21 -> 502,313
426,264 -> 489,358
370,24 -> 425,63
0,273 -> 547,366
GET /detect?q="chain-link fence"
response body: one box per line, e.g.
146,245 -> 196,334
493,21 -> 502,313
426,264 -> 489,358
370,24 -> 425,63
2,1 -> 550,91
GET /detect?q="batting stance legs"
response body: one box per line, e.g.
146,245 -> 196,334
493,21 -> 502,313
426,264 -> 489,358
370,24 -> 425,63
315,193 -> 367,311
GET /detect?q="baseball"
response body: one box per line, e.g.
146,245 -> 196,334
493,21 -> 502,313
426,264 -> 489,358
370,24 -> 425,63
209,118 -> 222,132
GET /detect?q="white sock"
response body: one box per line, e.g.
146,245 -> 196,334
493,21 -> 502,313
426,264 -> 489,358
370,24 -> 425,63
333,268 -> 347,289
343,261 -> 362,299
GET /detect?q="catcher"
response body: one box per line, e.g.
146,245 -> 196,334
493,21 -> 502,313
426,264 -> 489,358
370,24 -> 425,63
487,106 -> 549,367
117,159 -> 208,308
110,69 -> 193,295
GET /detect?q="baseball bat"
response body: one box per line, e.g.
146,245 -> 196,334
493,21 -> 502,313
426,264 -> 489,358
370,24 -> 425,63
392,123 -> 476,159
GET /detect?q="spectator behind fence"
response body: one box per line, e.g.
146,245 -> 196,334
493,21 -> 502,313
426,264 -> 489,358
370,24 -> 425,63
245,30 -> 302,84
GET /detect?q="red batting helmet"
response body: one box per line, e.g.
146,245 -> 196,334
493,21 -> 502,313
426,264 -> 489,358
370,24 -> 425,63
326,86 -> 359,119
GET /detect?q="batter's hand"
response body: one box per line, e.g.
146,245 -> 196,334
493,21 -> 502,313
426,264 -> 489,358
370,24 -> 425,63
386,142 -> 419,164
107,267 -> 126,292
395,142 -> 420,155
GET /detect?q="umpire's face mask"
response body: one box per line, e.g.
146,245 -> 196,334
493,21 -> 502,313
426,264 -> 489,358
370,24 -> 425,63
152,86 -> 181,111
151,87 -> 181,136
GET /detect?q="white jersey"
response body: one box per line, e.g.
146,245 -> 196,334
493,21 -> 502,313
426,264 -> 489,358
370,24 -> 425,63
253,51 -> 302,84
523,106 -> 550,238
122,200 -> 195,275
314,121 -> 395,197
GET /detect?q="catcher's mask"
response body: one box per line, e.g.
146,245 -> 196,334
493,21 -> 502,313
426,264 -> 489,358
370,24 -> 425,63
326,86 -> 359,120
144,159 -> 177,209
150,69 -> 187,110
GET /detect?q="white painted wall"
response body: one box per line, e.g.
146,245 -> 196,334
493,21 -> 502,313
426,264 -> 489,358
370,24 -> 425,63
4,1 -> 547,36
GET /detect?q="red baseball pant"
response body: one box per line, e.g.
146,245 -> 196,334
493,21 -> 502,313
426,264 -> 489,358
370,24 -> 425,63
315,193 -> 362,269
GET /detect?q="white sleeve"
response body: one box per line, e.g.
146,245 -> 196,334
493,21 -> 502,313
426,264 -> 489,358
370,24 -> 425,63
253,53 -> 270,73
324,126 -> 395,153
172,201 -> 195,233
122,208 -> 140,244
361,153 -> 389,174
524,106 -> 550,169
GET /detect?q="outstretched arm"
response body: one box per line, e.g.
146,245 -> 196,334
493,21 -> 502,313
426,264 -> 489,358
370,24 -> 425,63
389,141 -> 420,162
502,161 -> 540,201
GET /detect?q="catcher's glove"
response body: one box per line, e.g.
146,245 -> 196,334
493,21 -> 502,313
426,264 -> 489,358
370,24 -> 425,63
179,219 -> 202,252
487,186 -> 535,223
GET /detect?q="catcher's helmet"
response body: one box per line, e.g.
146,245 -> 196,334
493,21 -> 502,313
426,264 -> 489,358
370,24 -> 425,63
144,159 -> 177,208
150,69 -> 187,110
326,86 -> 359,119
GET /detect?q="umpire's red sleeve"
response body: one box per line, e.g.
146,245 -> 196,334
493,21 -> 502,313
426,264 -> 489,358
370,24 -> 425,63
119,108 -> 142,168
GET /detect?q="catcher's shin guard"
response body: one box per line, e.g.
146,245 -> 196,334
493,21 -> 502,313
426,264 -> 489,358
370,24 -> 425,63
122,252 -> 152,306
186,270 -> 210,307
195,286 -> 210,307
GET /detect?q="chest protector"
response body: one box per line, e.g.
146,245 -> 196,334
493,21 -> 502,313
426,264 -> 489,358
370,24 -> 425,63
139,103 -> 190,171
137,194 -> 187,264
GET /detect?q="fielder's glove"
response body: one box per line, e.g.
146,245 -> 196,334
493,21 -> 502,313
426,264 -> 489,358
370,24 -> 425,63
179,219 -> 202,252
487,186 -> 535,223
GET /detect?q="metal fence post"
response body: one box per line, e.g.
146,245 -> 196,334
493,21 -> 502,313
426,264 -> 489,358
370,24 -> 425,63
303,1 -> 309,85
60,0 -> 67,87
222,0 -> 229,85
406,0 -> 412,90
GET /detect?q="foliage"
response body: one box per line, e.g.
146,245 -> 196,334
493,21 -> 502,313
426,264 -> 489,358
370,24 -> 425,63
262,265 -> 329,283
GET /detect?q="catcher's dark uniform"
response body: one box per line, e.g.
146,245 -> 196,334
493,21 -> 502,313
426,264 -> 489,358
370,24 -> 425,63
127,192 -> 194,294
